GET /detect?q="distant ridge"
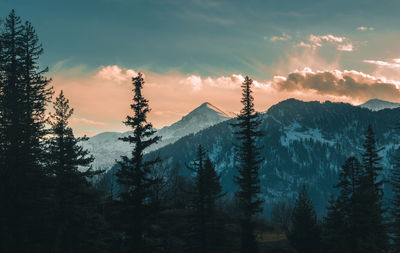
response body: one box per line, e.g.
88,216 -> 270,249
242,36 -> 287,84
359,98 -> 400,111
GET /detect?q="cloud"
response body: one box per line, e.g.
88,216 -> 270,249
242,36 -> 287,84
271,68 -> 400,102
180,74 -> 247,90
364,59 -> 400,69
180,74 -> 272,91
357,26 -> 374,31
298,34 -> 355,52
180,75 -> 203,91
269,33 -> 292,42
96,65 -> 138,82
337,43 -> 354,52
70,117 -> 107,127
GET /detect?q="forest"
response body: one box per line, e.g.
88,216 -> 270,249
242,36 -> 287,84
1,10 -> 400,253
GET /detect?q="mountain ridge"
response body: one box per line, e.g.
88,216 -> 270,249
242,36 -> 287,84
138,98 -> 400,215
359,98 -> 400,111
81,102 -> 232,170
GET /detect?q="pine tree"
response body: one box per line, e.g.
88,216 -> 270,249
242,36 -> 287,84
46,91 -> 107,252
391,123 -> 400,251
116,73 -> 161,253
188,145 -> 224,253
287,185 -> 320,253
231,76 -> 264,253
0,10 -> 53,251
322,157 -> 362,253
322,195 -> 347,253
356,125 -> 388,252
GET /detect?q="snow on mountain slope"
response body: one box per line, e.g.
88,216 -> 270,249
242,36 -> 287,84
80,102 -> 232,171
133,98 -> 400,215
359,98 -> 400,111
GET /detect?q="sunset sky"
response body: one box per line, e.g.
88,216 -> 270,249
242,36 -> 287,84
2,0 -> 400,136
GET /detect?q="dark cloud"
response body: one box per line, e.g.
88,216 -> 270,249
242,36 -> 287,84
273,70 -> 400,102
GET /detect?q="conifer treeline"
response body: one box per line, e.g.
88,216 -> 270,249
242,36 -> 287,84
2,10 -> 400,253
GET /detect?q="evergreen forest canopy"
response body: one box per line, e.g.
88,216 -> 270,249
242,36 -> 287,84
1,10 -> 400,253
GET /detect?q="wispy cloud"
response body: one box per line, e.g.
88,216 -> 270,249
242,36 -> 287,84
268,33 -> 292,42
298,34 -> 355,51
70,117 -> 107,127
357,26 -> 374,31
364,59 -> 400,68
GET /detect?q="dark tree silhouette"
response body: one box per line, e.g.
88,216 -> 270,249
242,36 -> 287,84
187,145 -> 224,253
116,73 -> 161,253
231,76 -> 264,253
0,10 -> 53,252
287,185 -> 321,253
356,125 -> 388,252
322,157 -> 362,253
47,91 -> 106,252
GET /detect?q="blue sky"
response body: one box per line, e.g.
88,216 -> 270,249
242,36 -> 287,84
2,0 -> 400,135
3,0 -> 400,77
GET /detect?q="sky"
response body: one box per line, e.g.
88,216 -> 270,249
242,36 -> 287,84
2,0 -> 400,136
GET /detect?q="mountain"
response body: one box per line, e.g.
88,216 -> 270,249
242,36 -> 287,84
124,98 -> 400,215
359,98 -> 400,111
81,102 -> 232,170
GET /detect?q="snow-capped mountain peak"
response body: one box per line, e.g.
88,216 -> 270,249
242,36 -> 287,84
81,102 -> 233,171
157,102 -> 232,140
359,98 -> 400,111
177,102 -> 233,122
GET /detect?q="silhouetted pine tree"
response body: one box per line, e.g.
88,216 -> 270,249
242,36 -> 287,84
231,76 -> 264,253
322,157 -> 362,253
322,195 -> 347,253
287,185 -> 320,253
0,10 -> 53,252
116,73 -> 161,253
187,145 -> 224,253
356,125 -> 388,252
391,123 -> 400,252
46,91 -> 107,252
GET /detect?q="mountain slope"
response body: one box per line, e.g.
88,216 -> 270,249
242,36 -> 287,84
136,98 -> 400,215
81,102 -> 232,170
359,98 -> 400,111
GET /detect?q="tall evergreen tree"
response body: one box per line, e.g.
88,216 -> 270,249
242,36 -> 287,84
322,157 -> 362,253
47,91 -> 106,252
231,76 -> 264,253
116,73 -> 161,253
287,185 -> 320,253
356,125 -> 388,252
187,145 -> 224,253
322,195 -> 347,253
0,10 -> 53,252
